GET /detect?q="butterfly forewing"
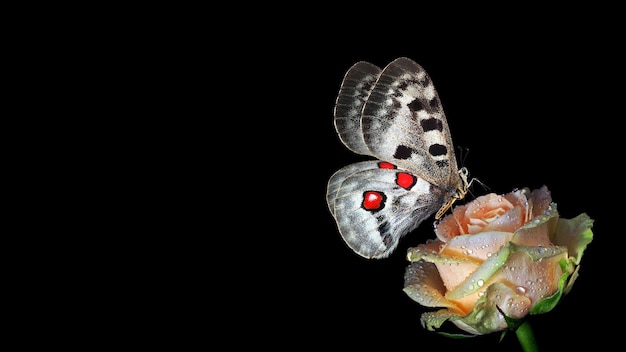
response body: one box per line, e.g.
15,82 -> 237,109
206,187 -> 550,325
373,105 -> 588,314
328,57 -> 467,259
361,57 -> 459,188
333,61 -> 382,156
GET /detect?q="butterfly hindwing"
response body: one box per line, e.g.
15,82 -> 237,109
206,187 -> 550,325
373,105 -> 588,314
327,161 -> 447,259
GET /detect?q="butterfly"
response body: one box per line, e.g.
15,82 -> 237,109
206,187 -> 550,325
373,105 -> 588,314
326,57 -> 471,259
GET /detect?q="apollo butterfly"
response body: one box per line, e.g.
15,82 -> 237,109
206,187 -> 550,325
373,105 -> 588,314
326,57 -> 470,259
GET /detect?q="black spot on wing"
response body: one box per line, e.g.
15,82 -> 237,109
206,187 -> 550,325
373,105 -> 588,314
429,96 -> 441,110
394,145 -> 414,159
397,81 -> 409,92
429,144 -> 448,157
421,118 -> 443,132
407,98 -> 425,112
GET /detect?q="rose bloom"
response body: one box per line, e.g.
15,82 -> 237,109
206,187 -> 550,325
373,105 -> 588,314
403,185 -> 593,335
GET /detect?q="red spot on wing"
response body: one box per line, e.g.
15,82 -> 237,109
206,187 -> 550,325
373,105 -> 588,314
378,161 -> 396,169
396,172 -> 417,190
362,191 -> 386,211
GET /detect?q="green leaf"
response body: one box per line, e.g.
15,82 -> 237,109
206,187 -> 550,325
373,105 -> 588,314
437,331 -> 476,339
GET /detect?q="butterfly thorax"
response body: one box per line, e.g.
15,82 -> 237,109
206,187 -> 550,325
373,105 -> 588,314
435,167 -> 469,219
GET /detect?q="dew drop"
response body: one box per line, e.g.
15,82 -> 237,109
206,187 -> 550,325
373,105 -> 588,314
516,286 -> 526,294
477,279 -> 484,287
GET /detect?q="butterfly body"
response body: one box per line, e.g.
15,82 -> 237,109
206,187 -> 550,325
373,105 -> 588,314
327,57 -> 469,259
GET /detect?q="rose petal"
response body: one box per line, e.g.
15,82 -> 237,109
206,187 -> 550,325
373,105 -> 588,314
504,188 -> 530,212
406,239 -> 445,262
490,246 -> 567,306
453,282 -> 532,335
403,261 -> 464,314
408,240 -> 482,293
434,206 -> 467,241
529,185 -> 552,218
551,213 -> 594,265
464,194 -> 514,226
512,202 -> 558,246
446,241 -> 511,300
434,261 -> 481,296
420,309 -> 458,332
482,205 -> 525,233
445,231 -> 513,261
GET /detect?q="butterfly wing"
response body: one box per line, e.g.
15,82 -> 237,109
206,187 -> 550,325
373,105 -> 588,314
333,61 -> 382,156
361,57 -> 460,190
327,161 -> 447,259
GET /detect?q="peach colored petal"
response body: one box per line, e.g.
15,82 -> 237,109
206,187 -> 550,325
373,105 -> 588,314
434,261 -> 481,293
485,283 -> 532,320
490,249 -> 566,306
513,202 -> 558,246
434,210 -> 465,242
503,188 -> 529,209
403,261 -> 465,314
513,220 -> 554,246
445,231 -> 513,261
482,205 -> 525,233
464,194 -> 514,222
450,290 -> 486,316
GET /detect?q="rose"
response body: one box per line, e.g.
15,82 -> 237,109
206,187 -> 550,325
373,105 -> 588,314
403,185 -> 593,335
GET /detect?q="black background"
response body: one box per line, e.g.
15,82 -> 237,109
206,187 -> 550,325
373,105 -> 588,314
235,28 -> 621,350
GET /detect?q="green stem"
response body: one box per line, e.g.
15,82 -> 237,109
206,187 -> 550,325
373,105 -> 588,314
515,319 -> 539,352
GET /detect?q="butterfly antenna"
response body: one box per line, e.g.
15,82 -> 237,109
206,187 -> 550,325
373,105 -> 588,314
456,146 -> 490,197
457,145 -> 470,168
